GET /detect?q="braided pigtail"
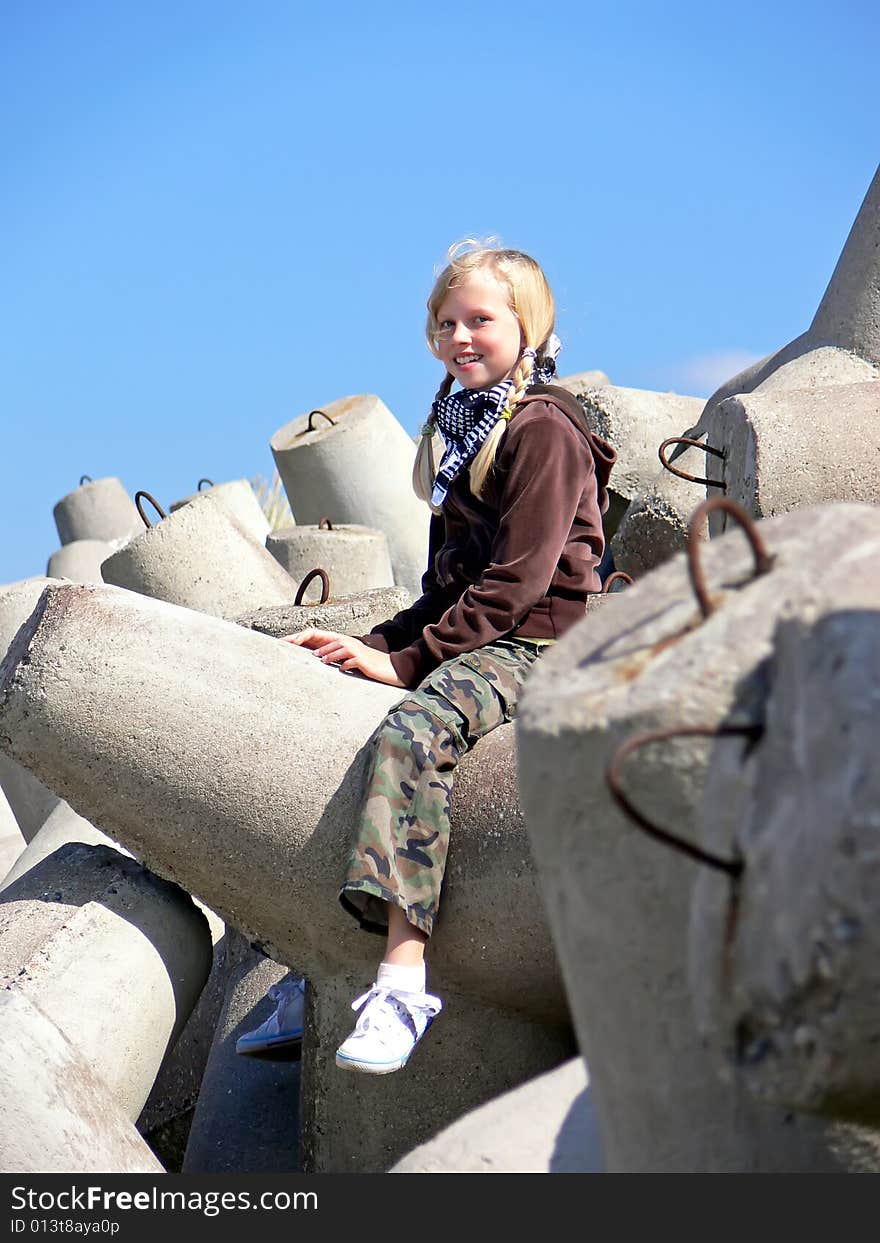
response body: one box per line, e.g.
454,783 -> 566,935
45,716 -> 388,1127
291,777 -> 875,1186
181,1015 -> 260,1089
468,353 -> 535,498
413,372 -> 453,510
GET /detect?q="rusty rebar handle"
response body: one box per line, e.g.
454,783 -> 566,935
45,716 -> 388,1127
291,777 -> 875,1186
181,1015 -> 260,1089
687,497 -> 774,619
658,437 -> 726,489
295,567 -> 330,606
602,571 -> 634,594
198,478 -> 214,491
606,724 -> 761,876
318,517 -> 334,530
135,490 -> 167,528
79,475 -> 93,486
307,409 -> 336,432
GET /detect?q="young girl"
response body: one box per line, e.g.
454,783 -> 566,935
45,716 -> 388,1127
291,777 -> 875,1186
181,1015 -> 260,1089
250,241 -> 615,1074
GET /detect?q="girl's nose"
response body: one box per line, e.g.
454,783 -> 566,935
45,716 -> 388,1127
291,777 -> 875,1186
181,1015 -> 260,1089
451,321 -> 471,345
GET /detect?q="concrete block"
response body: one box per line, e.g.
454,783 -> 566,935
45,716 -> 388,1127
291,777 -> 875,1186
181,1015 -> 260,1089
47,539 -> 116,584
53,476 -> 142,547
516,501 -> 880,1170
235,586 -> 411,638
701,381 -> 880,528
183,932 -> 301,1173
266,523 -> 394,599
691,166 -> 880,460
691,600 -> 880,1123
0,798 -> 128,892
0,582 -> 572,1172
0,786 -> 25,880
0,989 -> 164,1174
556,378 -> 703,509
390,1056 -> 603,1173
270,394 -> 430,601
610,440 -> 712,576
0,578 -> 63,840
170,479 -> 271,546
101,490 -> 299,619
0,843 -> 213,1120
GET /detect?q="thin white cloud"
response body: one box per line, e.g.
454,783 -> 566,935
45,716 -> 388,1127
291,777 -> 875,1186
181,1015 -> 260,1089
661,349 -> 766,398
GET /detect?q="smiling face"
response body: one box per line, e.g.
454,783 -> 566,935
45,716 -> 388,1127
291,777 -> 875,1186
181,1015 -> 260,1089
434,271 -> 524,389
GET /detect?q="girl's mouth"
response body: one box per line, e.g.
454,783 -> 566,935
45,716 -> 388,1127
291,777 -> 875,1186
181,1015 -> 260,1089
455,354 -> 483,366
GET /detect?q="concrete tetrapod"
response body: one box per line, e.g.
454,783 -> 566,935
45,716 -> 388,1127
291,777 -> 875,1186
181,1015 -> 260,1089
0,989 -> 163,1174
270,394 -> 430,601
47,538 -> 116,584
516,501 -> 880,1171
670,165 -> 880,534
390,1056 -> 603,1173
235,586 -> 411,639
0,843 -> 213,1130
101,490 -> 299,619
0,578 -> 63,840
0,786 -> 25,880
182,932 -> 301,1173
556,377 -> 704,538
0,583 -> 573,1173
691,599 -> 880,1125
266,523 -> 394,599
53,476 -> 142,547
170,479 -> 272,545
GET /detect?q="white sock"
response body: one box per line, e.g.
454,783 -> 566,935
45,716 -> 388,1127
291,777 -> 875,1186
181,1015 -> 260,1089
376,960 -> 426,996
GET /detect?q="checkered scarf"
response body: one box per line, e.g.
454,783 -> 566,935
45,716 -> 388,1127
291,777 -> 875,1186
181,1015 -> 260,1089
429,336 -> 562,508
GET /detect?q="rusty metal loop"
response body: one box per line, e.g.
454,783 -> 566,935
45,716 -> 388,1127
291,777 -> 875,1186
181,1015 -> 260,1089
318,517 -> 334,530
197,478 -> 214,491
306,409 -> 336,432
602,571 -> 634,594
295,567 -> 330,606
79,474 -> 93,486
606,724 -> 762,877
687,497 -> 774,619
658,437 -> 726,489
135,490 -> 168,528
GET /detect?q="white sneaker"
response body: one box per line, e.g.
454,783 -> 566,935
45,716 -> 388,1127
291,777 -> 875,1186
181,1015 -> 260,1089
236,978 -> 306,1060
335,985 -> 442,1074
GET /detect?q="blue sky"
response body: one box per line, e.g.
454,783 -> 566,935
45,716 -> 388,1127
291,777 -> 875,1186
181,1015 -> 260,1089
1,0 -> 877,584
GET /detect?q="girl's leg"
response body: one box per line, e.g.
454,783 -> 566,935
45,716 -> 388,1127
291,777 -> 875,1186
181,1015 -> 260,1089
384,902 -> 428,966
336,640 -> 540,1074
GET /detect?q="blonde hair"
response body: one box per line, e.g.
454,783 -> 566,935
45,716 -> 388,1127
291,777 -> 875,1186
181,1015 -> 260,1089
413,239 -> 556,509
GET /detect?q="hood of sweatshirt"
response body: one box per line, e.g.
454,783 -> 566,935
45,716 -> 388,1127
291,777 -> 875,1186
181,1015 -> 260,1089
516,383 -> 618,515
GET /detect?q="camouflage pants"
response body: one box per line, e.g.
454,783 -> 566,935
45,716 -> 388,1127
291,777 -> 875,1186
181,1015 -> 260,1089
339,637 -> 546,938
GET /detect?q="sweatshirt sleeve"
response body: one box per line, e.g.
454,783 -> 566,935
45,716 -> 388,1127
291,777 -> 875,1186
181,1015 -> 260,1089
357,512 -> 455,654
387,407 -> 595,686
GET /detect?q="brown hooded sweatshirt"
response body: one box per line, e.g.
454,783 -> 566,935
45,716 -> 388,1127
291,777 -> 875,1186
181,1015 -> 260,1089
359,383 -> 617,688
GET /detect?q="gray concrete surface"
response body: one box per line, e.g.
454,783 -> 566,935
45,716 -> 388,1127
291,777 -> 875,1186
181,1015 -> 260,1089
0,843 -> 213,1121
610,438 -> 712,577
47,538 -> 116,583
556,378 -> 704,510
53,476 -> 142,547
0,786 -> 25,880
701,381 -> 880,525
266,523 -> 394,599
691,593 -> 880,1123
0,577 -> 63,840
0,581 -> 572,1172
516,502 -> 880,1171
235,586 -> 411,638
390,1056 -> 603,1173
0,798 -> 129,891
0,988 -> 164,1174
101,490 -> 299,618
183,932 -> 301,1173
170,479 -> 271,545
270,394 -> 430,601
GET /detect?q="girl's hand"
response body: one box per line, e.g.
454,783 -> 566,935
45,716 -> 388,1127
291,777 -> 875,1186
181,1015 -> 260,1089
282,629 -> 406,688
